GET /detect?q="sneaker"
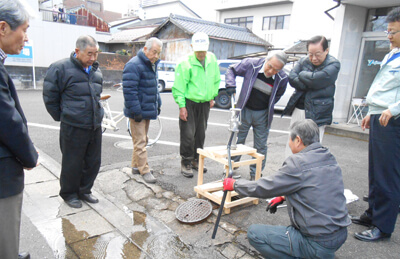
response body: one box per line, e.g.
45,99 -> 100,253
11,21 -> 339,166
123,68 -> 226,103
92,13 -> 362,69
181,163 -> 194,178
249,174 -> 262,181
143,172 -> 156,183
191,160 -> 207,173
132,167 -> 140,174
232,171 -> 241,179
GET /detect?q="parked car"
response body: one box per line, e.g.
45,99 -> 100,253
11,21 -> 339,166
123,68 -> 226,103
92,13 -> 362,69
157,61 -> 176,92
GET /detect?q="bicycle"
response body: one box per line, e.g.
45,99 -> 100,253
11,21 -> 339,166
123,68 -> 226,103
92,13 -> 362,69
100,93 -> 162,147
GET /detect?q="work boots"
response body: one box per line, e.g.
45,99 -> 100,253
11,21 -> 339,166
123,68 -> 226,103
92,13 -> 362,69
181,162 -> 194,178
191,160 -> 207,173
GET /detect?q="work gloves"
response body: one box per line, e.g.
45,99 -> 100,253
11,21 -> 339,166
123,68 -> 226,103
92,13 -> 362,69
223,178 -> 236,191
226,87 -> 236,97
134,114 -> 143,122
266,196 -> 285,214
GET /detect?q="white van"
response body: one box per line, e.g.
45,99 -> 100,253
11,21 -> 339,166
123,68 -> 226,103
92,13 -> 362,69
157,61 -> 176,92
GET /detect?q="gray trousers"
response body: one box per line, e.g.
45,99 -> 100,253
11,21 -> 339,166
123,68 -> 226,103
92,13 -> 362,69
0,191 -> 23,259
247,225 -> 347,259
233,107 -> 269,176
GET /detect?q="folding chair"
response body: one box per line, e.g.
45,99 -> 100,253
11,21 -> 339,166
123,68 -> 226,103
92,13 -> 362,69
347,98 -> 367,126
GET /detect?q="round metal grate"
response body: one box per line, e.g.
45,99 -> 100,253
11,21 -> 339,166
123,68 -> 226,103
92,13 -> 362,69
175,199 -> 213,224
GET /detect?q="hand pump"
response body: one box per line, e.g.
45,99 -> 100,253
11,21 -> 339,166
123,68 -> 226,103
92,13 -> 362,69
212,95 -> 241,239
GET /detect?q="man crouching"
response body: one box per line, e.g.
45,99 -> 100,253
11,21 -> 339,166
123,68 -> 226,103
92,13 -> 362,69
223,119 -> 350,258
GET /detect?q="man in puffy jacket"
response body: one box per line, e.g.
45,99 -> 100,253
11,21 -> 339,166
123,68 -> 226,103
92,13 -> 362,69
223,119 -> 350,259
172,32 -> 220,178
43,35 -> 103,208
123,37 -> 162,184
225,51 -> 288,180
283,35 -> 340,157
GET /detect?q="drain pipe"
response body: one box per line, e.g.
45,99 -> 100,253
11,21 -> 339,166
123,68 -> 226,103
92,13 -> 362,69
325,0 -> 341,20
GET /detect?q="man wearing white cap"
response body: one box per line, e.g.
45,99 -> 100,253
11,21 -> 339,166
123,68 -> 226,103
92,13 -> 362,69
172,32 -> 220,178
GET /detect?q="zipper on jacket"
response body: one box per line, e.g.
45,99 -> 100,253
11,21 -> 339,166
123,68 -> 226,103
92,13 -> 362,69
286,230 -> 293,255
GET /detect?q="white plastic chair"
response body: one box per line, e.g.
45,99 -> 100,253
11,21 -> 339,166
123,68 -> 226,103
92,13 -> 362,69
347,98 -> 367,126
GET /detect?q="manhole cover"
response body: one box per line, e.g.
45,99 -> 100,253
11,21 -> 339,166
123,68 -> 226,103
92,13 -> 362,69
175,199 -> 213,224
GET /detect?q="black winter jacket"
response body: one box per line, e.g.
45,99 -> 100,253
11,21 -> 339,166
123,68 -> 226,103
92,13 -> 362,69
43,52 -> 104,129
122,50 -> 161,120
283,54 -> 340,126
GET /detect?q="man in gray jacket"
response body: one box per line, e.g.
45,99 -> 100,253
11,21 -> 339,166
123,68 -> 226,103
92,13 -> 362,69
283,35 -> 340,158
223,119 -> 350,258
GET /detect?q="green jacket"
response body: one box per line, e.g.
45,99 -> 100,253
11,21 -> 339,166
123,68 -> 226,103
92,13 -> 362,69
172,52 -> 220,108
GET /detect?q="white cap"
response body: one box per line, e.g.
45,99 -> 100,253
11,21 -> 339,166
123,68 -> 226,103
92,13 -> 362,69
191,32 -> 209,52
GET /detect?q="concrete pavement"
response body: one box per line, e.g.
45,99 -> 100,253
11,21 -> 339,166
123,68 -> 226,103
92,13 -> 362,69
19,124 -> 400,259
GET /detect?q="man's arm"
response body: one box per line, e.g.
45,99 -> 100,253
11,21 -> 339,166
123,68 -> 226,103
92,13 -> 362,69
289,61 -> 308,91
43,65 -> 62,121
122,62 -> 142,116
172,62 -> 189,108
298,60 -> 340,90
0,72 -> 38,168
225,59 -> 251,88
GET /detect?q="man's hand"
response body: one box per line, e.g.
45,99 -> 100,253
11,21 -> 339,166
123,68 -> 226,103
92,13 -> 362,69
361,115 -> 370,131
223,178 -> 236,191
266,196 -> 285,214
379,109 -> 392,127
179,107 -> 188,121
134,114 -> 143,122
210,100 -> 215,108
226,87 -> 236,97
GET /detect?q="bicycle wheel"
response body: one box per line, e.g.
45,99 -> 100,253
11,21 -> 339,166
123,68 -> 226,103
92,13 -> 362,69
126,117 -> 162,147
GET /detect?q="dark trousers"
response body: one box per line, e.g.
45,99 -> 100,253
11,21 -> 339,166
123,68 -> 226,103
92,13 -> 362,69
366,115 -> 400,234
179,99 -> 210,165
59,123 -> 102,201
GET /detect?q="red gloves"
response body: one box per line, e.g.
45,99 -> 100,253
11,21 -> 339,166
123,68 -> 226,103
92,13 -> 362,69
266,196 -> 285,214
223,178 -> 236,191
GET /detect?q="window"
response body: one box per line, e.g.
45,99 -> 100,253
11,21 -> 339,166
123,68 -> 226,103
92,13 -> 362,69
224,16 -> 253,30
263,15 -> 290,30
365,6 -> 400,32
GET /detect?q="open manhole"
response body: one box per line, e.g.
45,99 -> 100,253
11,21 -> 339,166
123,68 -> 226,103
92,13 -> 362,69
175,199 -> 213,224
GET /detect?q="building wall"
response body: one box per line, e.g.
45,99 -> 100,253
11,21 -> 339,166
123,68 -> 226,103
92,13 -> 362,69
330,4 -> 368,122
217,0 -> 336,49
143,3 -> 198,19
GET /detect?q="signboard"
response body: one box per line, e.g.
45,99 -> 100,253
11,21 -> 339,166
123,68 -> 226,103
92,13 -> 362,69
7,45 -> 33,64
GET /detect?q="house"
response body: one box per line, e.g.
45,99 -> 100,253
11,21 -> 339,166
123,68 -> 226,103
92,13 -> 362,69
139,0 -> 201,20
146,14 -> 271,61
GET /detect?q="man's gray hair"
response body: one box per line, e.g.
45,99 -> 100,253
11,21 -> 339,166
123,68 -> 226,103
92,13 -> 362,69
145,37 -> 163,50
289,119 -> 320,146
266,50 -> 288,66
0,0 -> 30,31
76,35 -> 98,50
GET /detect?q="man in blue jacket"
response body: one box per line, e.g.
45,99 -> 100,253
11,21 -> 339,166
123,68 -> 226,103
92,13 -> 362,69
123,37 -> 162,183
225,51 -> 288,180
0,1 -> 39,258
283,35 -> 340,158
44,35 -> 103,209
351,7 -> 400,242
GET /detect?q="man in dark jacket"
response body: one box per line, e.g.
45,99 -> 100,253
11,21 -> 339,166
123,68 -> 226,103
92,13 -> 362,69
43,35 -> 103,209
223,119 -> 350,259
225,51 -> 288,180
283,35 -> 340,158
0,1 -> 39,258
123,37 -> 162,183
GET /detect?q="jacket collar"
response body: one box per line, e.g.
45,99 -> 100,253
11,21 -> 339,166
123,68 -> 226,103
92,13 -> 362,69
138,49 -> 160,67
70,51 -> 99,72
299,142 -> 323,154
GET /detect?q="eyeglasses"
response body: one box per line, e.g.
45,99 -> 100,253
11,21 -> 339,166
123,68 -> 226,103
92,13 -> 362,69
384,30 -> 400,36
308,52 -> 324,58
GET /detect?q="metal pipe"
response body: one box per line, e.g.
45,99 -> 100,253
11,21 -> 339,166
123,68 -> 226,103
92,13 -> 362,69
324,0 -> 341,21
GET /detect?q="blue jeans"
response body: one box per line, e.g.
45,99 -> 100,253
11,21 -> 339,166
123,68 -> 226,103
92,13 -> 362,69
233,107 -> 269,176
247,225 -> 347,259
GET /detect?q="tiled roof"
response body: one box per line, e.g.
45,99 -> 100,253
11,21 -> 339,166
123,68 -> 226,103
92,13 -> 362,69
152,14 -> 271,46
285,39 -> 331,54
108,26 -> 157,43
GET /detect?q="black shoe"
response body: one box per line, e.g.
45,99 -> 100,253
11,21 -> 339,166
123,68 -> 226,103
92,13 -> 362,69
363,195 -> 368,202
191,160 -> 207,173
350,212 -> 372,227
18,252 -> 30,259
132,167 -> 140,174
79,194 -> 99,204
181,163 -> 194,178
65,198 -> 82,208
354,227 -> 391,242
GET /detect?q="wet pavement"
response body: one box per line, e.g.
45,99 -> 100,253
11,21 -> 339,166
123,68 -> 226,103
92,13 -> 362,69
19,124 -> 400,259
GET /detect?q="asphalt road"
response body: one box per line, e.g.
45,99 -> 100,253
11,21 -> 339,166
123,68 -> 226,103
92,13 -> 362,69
18,89 -> 400,258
